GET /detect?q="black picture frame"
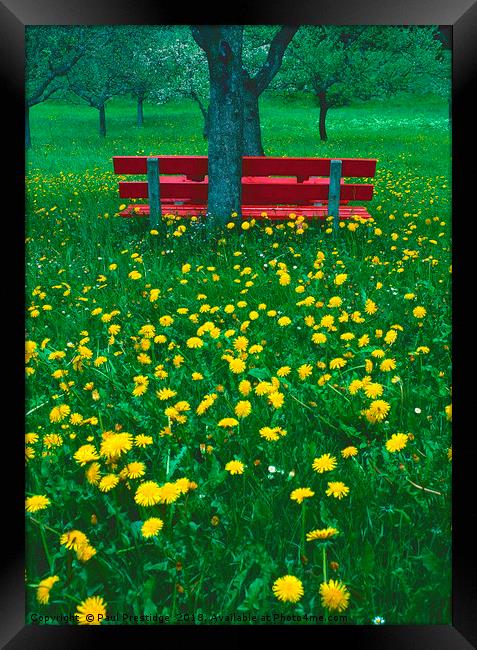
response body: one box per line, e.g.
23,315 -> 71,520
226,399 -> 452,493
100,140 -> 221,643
3,0 -> 475,647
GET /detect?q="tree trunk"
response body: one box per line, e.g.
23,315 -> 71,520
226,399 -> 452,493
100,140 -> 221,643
137,95 -> 144,126
318,92 -> 329,141
194,27 -> 244,227
25,104 -> 31,150
99,104 -> 106,137
243,89 -> 264,156
202,105 -> 210,140
241,26 -> 297,156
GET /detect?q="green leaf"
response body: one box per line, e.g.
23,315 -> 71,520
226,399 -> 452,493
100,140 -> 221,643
361,540 -> 375,574
144,598 -> 158,616
247,367 -> 271,380
237,577 -> 264,611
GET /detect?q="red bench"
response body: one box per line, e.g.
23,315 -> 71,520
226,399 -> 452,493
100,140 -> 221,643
112,155 -> 377,230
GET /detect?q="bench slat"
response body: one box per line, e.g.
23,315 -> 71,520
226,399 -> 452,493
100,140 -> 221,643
113,156 -> 377,178
119,204 -> 372,220
119,179 -> 374,203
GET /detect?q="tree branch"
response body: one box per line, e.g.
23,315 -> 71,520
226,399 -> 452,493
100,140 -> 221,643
190,26 -> 220,54
252,26 -> 298,96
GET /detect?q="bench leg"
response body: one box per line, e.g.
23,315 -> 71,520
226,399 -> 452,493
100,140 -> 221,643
147,157 -> 161,229
328,159 -> 342,235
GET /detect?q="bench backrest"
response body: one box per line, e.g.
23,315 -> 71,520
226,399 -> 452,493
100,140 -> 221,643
113,155 -> 377,205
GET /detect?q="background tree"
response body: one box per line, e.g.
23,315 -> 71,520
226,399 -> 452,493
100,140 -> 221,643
67,28 -> 125,137
117,26 -> 180,127
167,30 -> 210,138
279,25 -> 447,141
241,26 -> 298,155
25,26 -> 100,149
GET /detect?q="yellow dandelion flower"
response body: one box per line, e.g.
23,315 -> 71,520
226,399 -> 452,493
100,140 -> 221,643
218,417 -> 239,428
268,391 -> 284,409
385,433 -> 408,452
334,273 -> 348,286
49,404 -> 70,423
272,575 -> 304,603
229,358 -> 246,374
225,460 -> 245,475
99,474 -> 119,492
384,330 -> 398,345
134,481 -> 162,506
348,379 -> 363,395
259,426 -> 280,442
139,324 -> 156,339
365,299 -> 378,315
235,400 -> 252,418
311,332 -> 327,346
76,595 -> 107,625
297,363 -> 313,380
312,454 -> 337,473
187,337 -> 204,349
125,461 -> 146,479
306,527 -> 339,541
76,543 -> 97,562
366,399 -> 391,423
175,477 -> 192,494
134,434 -> 153,447
363,382 -> 383,399
238,379 -> 252,396
380,358 -> 396,372
141,517 -> 164,538
36,575 -> 60,605
156,388 -> 177,401
60,530 -> 89,551
158,482 -> 181,504
100,432 -> 133,460
233,336 -> 249,351
25,495 -> 50,513
320,315 -> 335,329
319,579 -> 350,612
413,306 -> 427,318
73,444 -> 99,466
85,462 -> 101,485
325,482 -> 350,499
329,357 -> 347,370
358,334 -> 370,348
341,446 -> 358,458
290,487 -> 314,504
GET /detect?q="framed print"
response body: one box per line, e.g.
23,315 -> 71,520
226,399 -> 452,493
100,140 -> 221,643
2,0 -> 476,647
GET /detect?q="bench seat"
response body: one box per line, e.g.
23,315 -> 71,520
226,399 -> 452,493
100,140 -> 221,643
112,155 -> 377,230
118,204 -> 371,220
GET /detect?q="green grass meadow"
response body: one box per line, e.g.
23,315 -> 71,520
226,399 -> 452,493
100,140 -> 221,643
25,93 -> 452,625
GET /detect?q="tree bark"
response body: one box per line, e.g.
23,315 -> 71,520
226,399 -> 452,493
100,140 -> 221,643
191,26 -> 244,227
99,104 -> 106,137
242,26 -> 298,156
137,95 -> 144,126
200,104 -> 210,140
202,105 -> 210,140
318,91 -> 329,141
25,104 -> 31,150
243,87 -> 264,156
189,90 -> 209,139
